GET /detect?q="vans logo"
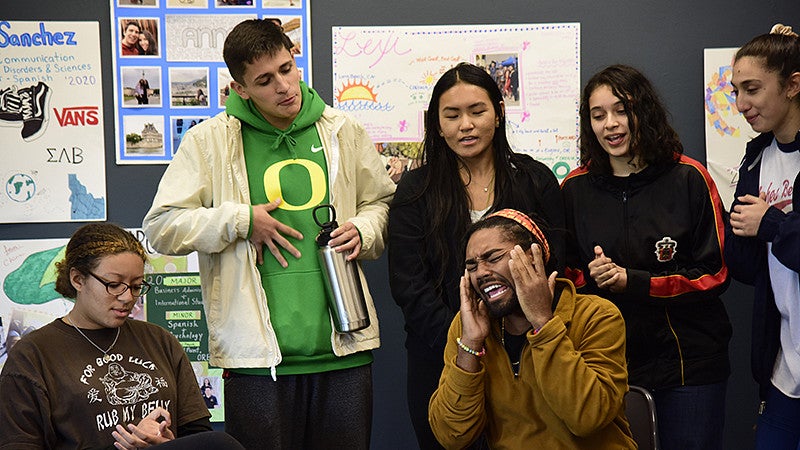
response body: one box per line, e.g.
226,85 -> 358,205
54,106 -> 99,127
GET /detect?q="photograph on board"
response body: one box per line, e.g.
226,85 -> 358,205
119,18 -> 160,57
476,53 -> 520,107
123,115 -> 166,157
121,67 -> 162,107
170,116 -> 209,154
169,67 -> 210,108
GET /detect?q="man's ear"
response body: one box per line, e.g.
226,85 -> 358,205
230,80 -> 249,99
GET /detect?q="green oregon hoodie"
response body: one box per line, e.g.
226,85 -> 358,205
226,81 -> 371,375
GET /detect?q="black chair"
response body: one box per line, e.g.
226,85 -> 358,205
625,385 -> 659,450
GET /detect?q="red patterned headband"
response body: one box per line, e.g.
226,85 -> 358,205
485,209 -> 550,263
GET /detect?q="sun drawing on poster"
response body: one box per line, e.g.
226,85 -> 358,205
336,80 -> 378,103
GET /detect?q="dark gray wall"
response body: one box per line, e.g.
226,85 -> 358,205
2,1 -> 799,448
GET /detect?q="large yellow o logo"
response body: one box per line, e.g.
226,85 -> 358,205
263,159 -> 326,211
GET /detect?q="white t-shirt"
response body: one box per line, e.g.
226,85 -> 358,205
470,206 -> 491,223
760,137 -> 800,397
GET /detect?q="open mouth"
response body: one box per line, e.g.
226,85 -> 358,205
480,282 -> 510,302
605,133 -> 625,146
459,135 -> 478,144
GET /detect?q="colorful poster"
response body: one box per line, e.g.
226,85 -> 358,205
0,231 -> 226,420
332,23 -> 581,181
0,21 -> 106,223
110,0 -> 312,164
703,48 -> 755,210
0,230 -> 198,369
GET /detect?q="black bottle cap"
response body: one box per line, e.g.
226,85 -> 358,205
313,204 -> 338,246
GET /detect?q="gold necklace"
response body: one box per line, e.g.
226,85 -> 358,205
64,315 -> 120,363
482,171 -> 495,193
501,317 -> 531,377
461,167 -> 495,210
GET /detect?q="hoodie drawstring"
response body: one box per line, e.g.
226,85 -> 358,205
271,124 -> 299,158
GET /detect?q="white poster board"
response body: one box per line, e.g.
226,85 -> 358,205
332,23 -> 581,180
0,21 -> 106,223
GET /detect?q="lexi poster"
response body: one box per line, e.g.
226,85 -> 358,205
703,47 -> 756,210
332,23 -> 581,180
0,21 -> 106,223
110,0 -> 312,165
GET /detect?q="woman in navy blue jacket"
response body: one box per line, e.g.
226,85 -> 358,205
726,24 -> 800,450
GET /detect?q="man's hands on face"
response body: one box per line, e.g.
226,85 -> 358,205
508,244 -> 555,330
459,269 -> 492,346
457,270 -> 491,372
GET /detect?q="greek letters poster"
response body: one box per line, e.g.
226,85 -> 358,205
332,23 -> 581,180
0,21 -> 106,223
703,48 -> 755,211
110,0 -> 312,165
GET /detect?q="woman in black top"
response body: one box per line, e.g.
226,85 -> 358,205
388,62 -> 564,449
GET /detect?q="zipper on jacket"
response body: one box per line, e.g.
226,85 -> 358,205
664,307 -> 686,384
622,188 -> 630,259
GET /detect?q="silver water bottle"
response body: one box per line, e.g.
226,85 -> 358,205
313,205 -> 370,333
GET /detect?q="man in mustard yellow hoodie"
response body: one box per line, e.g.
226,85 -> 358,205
429,209 -> 635,449
143,19 -> 394,449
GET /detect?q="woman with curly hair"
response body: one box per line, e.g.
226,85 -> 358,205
0,223 -> 242,449
561,64 -> 731,450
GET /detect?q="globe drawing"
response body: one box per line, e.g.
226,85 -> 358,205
6,173 -> 36,203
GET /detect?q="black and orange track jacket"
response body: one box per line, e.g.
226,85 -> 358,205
561,154 -> 731,389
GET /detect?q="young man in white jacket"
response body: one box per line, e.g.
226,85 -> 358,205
143,19 -> 394,449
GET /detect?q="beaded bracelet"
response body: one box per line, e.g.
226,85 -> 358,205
456,337 -> 486,357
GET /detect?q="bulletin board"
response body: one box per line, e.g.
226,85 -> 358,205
110,0 -> 312,164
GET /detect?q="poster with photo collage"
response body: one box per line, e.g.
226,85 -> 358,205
110,0 -> 311,164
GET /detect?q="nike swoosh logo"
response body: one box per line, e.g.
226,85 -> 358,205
311,145 -> 324,153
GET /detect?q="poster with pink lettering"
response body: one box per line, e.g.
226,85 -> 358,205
332,24 -> 581,182
0,21 -> 106,223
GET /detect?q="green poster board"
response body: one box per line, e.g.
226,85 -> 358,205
144,272 -> 209,362
144,272 -> 224,421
